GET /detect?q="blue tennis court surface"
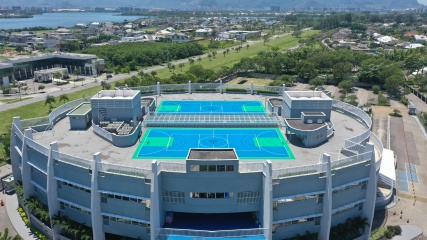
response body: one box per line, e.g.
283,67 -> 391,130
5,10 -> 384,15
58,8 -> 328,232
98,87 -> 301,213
133,128 -> 294,160
167,235 -> 266,240
156,100 -> 266,114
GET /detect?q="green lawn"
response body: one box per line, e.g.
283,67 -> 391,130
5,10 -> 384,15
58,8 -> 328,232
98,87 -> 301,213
0,85 -> 103,136
156,30 -> 319,79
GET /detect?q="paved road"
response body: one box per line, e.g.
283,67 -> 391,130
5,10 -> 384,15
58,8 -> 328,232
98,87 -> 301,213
0,28 -> 313,113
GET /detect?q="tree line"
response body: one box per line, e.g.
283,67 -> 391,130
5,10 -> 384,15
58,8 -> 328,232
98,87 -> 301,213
79,41 -> 204,73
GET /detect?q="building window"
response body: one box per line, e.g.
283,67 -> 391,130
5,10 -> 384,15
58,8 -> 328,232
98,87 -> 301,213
237,191 -> 261,204
358,203 -> 363,211
98,171 -> 105,177
163,191 -> 185,204
361,181 -> 367,189
103,216 -> 109,225
317,194 -> 323,203
101,193 -> 107,203
190,192 -> 232,199
190,164 -> 234,172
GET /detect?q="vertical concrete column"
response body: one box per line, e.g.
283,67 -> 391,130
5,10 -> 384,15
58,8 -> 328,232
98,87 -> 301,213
47,142 -> 60,239
188,81 -> 192,94
157,82 -> 161,96
91,153 -> 105,240
282,84 -> 286,100
362,143 -> 377,239
150,161 -> 161,240
281,84 -> 287,120
21,129 -> 34,199
318,154 -> 332,240
262,161 -> 273,240
220,80 -> 223,94
251,82 -> 254,95
11,117 -> 22,181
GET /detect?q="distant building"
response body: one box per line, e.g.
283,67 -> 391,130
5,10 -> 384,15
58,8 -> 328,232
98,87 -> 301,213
271,6 -> 280,11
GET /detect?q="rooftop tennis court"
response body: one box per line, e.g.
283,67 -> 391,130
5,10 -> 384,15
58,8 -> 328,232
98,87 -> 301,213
133,128 -> 294,160
156,100 -> 266,114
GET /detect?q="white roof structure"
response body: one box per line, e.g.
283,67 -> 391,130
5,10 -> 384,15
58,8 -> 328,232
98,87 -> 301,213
377,36 -> 397,43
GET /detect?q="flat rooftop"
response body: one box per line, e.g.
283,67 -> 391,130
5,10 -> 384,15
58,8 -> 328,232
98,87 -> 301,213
285,119 -> 326,131
284,91 -> 331,101
32,93 -> 367,169
188,149 -> 238,160
68,102 -> 91,116
92,90 -> 139,99
34,67 -> 67,74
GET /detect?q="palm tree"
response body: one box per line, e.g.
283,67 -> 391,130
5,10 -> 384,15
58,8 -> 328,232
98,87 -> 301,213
188,58 -> 195,66
223,50 -> 226,57
151,71 -> 157,77
179,63 -> 185,72
45,95 -> 56,107
73,67 -> 80,88
197,57 -> 202,64
212,51 -> 217,58
59,94 -> 69,104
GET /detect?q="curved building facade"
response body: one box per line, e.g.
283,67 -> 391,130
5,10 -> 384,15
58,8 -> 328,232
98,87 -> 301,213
10,83 -> 385,240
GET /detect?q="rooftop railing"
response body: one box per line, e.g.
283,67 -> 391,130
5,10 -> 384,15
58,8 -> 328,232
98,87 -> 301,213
156,228 -> 267,240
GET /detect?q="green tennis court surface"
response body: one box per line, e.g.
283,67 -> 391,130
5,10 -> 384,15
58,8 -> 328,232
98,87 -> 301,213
156,100 -> 266,113
133,128 -> 294,160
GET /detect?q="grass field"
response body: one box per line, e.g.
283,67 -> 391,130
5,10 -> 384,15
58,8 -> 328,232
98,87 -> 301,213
0,86 -> 103,136
155,30 -> 319,79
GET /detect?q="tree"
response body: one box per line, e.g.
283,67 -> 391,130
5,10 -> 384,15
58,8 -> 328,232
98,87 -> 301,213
296,60 -> 318,81
188,58 -> 195,66
73,68 -> 80,88
347,94 -> 358,106
263,33 -> 270,45
309,77 -> 326,88
207,53 -> 212,61
223,50 -> 226,57
333,62 -> 352,81
246,44 -> 250,50
170,64 -> 176,73
151,71 -> 157,77
212,51 -> 217,58
179,63 -> 185,72
197,57 -> 202,64
292,30 -> 302,38
53,71 -> 62,80
385,74 -> 404,97
338,80 -> 355,93
15,45 -> 25,52
59,94 -> 69,104
38,85 -> 45,92
45,95 -> 56,107
372,85 -> 380,94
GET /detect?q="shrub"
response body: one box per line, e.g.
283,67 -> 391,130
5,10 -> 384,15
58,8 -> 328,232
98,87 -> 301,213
372,85 -> 380,94
226,88 -> 247,92
400,98 -> 408,106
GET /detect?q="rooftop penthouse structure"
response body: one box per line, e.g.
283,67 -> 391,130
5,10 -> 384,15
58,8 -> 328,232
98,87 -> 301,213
10,82 -> 394,240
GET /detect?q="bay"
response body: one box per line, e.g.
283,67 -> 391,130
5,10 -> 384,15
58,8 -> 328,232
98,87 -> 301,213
0,12 -> 147,30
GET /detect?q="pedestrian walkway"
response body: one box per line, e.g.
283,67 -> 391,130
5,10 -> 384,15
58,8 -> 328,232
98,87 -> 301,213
5,193 -> 39,239
391,224 -> 423,240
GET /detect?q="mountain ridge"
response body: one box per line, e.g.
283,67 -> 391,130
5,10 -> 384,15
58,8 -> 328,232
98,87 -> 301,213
6,0 -> 422,10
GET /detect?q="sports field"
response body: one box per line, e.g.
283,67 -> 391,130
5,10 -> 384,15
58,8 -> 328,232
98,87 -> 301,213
133,128 -> 294,160
156,100 -> 266,114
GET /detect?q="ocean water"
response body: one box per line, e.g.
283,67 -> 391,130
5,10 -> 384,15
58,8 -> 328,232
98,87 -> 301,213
0,12 -> 147,30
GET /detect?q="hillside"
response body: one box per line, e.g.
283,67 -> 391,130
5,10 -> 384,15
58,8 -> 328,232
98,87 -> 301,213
7,0 -> 422,10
